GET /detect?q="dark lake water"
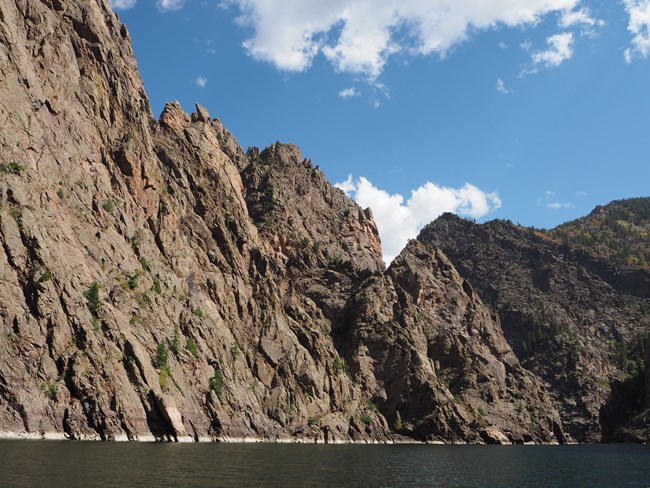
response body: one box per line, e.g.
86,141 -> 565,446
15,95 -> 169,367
0,441 -> 648,487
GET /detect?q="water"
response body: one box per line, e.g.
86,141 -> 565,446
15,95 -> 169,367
0,441 -> 648,487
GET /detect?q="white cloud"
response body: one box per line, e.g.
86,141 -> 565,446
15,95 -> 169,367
624,48 -> 633,63
560,7 -> 605,38
496,78 -> 512,94
336,176 -> 501,263
339,87 -> 360,99
113,0 -> 186,11
539,190 -> 574,209
548,202 -> 575,209
224,0 -> 580,77
531,32 -> 574,67
498,42 -> 509,49
196,75 -> 208,88
576,191 -> 587,197
624,0 -> 650,61
157,0 -> 185,12
110,0 -> 136,9
560,7 -> 599,28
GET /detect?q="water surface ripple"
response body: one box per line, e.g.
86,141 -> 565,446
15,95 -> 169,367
1,441 -> 648,487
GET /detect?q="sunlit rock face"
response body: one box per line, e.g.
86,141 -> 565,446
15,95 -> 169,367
8,0 -> 649,444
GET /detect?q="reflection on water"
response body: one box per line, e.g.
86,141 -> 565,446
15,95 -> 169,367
1,441 -> 649,487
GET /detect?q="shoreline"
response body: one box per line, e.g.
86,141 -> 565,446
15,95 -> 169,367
0,431 -> 587,445
0,430 -> 424,444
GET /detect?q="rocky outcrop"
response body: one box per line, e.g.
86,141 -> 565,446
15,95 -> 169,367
0,0 -> 568,443
346,241 -> 564,444
421,214 -> 650,442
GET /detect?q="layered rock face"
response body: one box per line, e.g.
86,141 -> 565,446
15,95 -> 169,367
422,214 -> 650,442
0,0 -> 566,443
345,241 -> 563,444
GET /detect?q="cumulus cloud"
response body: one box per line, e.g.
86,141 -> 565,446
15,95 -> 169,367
336,176 -> 502,263
157,0 -> 185,12
223,0 -> 580,77
496,78 -> 512,94
110,0 -> 136,9
196,75 -> 208,88
531,32 -> 574,67
624,0 -> 650,62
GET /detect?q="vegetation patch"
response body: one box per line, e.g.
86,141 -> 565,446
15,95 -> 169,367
103,199 -> 115,213
42,381 -> 57,399
170,327 -> 181,356
308,416 -> 323,427
152,279 -> 162,295
333,357 -> 346,373
393,411 -> 404,431
37,270 -> 52,283
210,369 -> 224,399
155,342 -> 169,370
186,337 -> 199,358
155,342 -> 172,391
0,162 -> 25,175
127,272 -> 139,290
85,282 -> 100,318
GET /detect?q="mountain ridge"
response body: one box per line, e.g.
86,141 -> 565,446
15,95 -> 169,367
550,197 -> 650,269
421,211 -> 650,442
0,0 -> 566,444
0,0 -> 646,444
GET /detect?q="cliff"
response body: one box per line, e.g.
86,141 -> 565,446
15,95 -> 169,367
422,213 -> 650,442
0,0 -> 565,443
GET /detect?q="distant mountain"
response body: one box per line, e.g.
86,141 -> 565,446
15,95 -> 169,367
551,197 -> 650,269
421,213 -> 650,442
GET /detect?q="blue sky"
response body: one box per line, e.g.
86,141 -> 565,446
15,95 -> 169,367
111,0 -> 650,261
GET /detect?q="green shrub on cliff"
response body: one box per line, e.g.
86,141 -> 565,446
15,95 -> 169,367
210,369 -> 224,399
86,282 -> 100,318
186,337 -> 199,358
155,342 -> 169,370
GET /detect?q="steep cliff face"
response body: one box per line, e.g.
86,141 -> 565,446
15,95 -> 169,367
0,0 -> 387,441
0,0 -> 566,443
346,241 -> 564,444
0,0 -> 163,439
422,214 -> 650,442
